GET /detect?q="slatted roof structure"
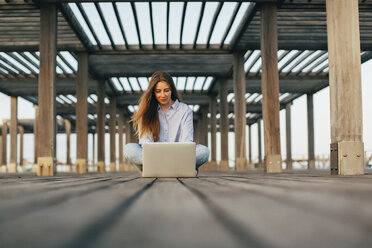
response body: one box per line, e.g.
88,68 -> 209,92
1,0 -> 372,134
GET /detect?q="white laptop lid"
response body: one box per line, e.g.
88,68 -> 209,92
142,142 -> 196,178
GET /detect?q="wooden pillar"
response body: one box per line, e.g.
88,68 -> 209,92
219,78 -> 229,171
193,118 -> 199,144
233,52 -> 247,171
248,124 -> 252,168
118,112 -> 125,171
75,52 -> 88,174
125,122 -> 131,144
307,94 -> 315,169
286,103 -> 293,170
209,96 -> 217,170
96,80 -> 106,172
0,120 -> 7,172
261,3 -> 282,173
258,120 -> 263,168
33,105 -> 38,165
326,0 -> 364,175
64,119 -> 71,172
202,106 -> 209,146
9,96 -> 18,173
92,132 -> 96,172
18,126 -> 24,172
109,96 -> 117,172
37,3 -> 57,176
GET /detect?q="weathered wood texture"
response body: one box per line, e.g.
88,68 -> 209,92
1,170 -> 372,248
9,96 -> 17,172
37,4 -> 57,176
218,79 -> 229,170
118,112 -> 124,171
33,105 -> 38,165
18,126 -> 24,167
76,52 -> 88,164
233,52 -> 247,171
96,80 -> 105,172
307,94 -> 315,169
248,125 -> 252,166
209,96 -> 217,167
64,119 -> 71,167
285,103 -> 292,170
109,96 -> 117,172
261,3 -> 282,173
326,0 -> 364,175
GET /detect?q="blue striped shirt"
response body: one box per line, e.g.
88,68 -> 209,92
139,100 -> 194,144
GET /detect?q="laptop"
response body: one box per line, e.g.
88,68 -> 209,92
142,142 -> 196,178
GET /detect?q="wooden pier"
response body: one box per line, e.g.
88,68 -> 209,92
1,169 -> 372,248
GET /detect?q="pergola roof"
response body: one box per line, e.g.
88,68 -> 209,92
1,0 -> 372,132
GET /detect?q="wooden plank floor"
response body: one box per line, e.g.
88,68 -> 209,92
1,169 -> 372,248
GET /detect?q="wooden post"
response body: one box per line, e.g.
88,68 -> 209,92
307,94 -> 315,169
202,106 -> 209,147
109,96 -> 117,172
124,122 -> 131,171
193,119 -> 199,144
258,120 -> 263,168
75,52 -> 88,174
326,0 -> 364,175
209,96 -> 217,170
248,125 -> 252,169
118,112 -> 125,171
96,80 -> 105,172
9,96 -> 18,173
219,78 -> 229,171
64,119 -> 71,172
233,52 -> 247,172
18,126 -> 24,172
286,103 -> 293,170
33,105 -> 38,172
0,120 -> 7,172
261,3 -> 282,173
92,132 -> 96,172
37,3 -> 57,176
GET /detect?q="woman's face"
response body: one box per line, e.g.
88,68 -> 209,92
154,81 -> 172,106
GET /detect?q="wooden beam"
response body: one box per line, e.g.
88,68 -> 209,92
9,96 -> 18,173
37,3 -> 57,176
75,52 -> 88,174
326,0 -> 364,175
218,78 -> 229,171
233,52 -> 247,171
285,103 -> 292,170
96,80 -> 105,172
307,94 -> 315,169
109,96 -> 117,172
261,3 -> 282,173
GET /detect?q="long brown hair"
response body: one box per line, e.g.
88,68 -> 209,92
131,71 -> 181,141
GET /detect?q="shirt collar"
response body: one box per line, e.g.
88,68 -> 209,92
157,99 -> 179,111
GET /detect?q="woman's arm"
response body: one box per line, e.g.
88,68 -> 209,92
139,132 -> 154,144
179,108 -> 193,142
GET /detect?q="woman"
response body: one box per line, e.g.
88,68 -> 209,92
124,71 -> 210,174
